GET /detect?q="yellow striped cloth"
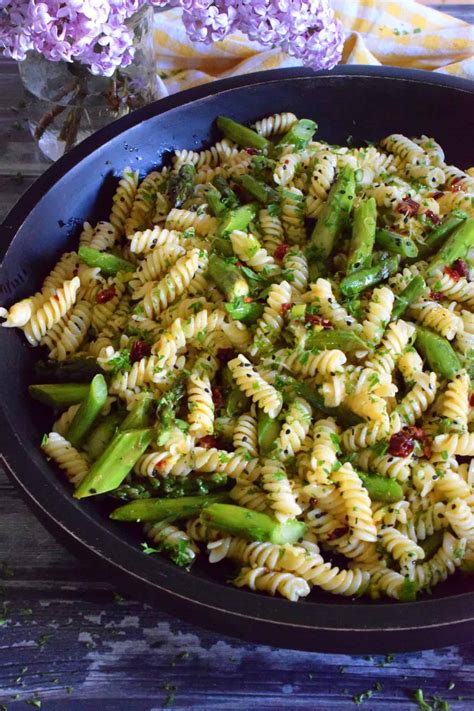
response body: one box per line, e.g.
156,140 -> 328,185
153,1 -> 473,99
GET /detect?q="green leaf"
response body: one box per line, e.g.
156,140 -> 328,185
108,349 -> 131,375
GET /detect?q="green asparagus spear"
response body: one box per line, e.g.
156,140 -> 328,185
339,255 -> 400,297
212,236 -> 235,257
110,492 -> 229,523
207,255 -> 249,301
167,163 -> 196,208
67,374 -> 108,448
217,204 -> 257,238
306,330 -> 370,353
276,119 -> 317,150
74,428 -> 152,499
111,472 -> 228,502
399,578 -> 417,602
78,246 -> 134,275
415,326 -> 461,379
391,276 -> 426,320
257,411 -> 280,455
224,388 -> 250,418
427,217 -> 474,278
225,299 -> 264,324
233,175 -> 280,205
375,228 -> 418,258
34,356 -> 102,383
85,411 -> 125,461
419,530 -> 444,560
280,376 -> 362,427
201,503 -> 306,544
119,392 -> 154,431
357,471 -> 403,503
206,188 -> 227,217
217,116 -> 272,152
346,197 -> 377,273
212,174 -> 239,201
413,210 -> 467,262
29,383 -> 89,408
308,166 -> 356,271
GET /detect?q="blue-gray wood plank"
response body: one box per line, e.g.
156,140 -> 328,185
1,7 -> 474,705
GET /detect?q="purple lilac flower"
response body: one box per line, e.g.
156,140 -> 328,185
0,0 -> 343,75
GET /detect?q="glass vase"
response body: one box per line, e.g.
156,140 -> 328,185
18,7 -> 159,161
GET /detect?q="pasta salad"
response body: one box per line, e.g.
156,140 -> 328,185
1,112 -> 474,603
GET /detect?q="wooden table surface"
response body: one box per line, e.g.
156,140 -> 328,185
1,8 -> 474,708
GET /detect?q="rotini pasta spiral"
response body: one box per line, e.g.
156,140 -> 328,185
23,277 -> 81,345
42,432 -> 89,486
253,112 -> 298,137
331,463 -> 377,542
228,354 -> 283,419
274,398 -> 312,461
109,167 -> 139,235
234,566 -> 310,602
281,186 -> 306,244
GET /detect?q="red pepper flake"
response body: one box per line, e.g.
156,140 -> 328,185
327,527 -> 348,542
444,265 -> 461,283
235,261 -> 243,268
429,290 -> 443,301
217,348 -> 237,365
212,387 -> 224,411
243,296 -> 253,304
96,286 -> 116,304
388,430 -> 415,457
245,147 -> 261,155
305,313 -> 333,329
198,435 -> 218,449
396,198 -> 420,216
156,459 -> 168,469
130,339 -> 151,363
431,191 -> 444,200
450,177 -> 464,192
424,210 -> 440,225
279,302 -> 292,316
452,259 -> 469,279
274,243 -> 290,261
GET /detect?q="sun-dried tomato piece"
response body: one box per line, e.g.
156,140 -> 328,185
450,177 -> 464,192
388,430 -> 415,457
429,290 -> 443,301
212,387 -> 224,411
406,426 -> 432,459
198,435 -> 218,449
470,393 -> 474,407
452,259 -> 469,279
130,340 -> 151,363
305,313 -> 333,329
444,265 -> 461,283
279,302 -> 292,316
397,198 -> 420,216
431,191 -> 444,200
245,147 -> 261,156
274,243 -> 290,261
96,286 -> 116,304
424,210 -> 440,225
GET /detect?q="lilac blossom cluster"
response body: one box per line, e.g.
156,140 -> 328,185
0,0 -> 343,76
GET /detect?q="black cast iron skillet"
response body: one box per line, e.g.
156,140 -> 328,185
1,67 -> 474,653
